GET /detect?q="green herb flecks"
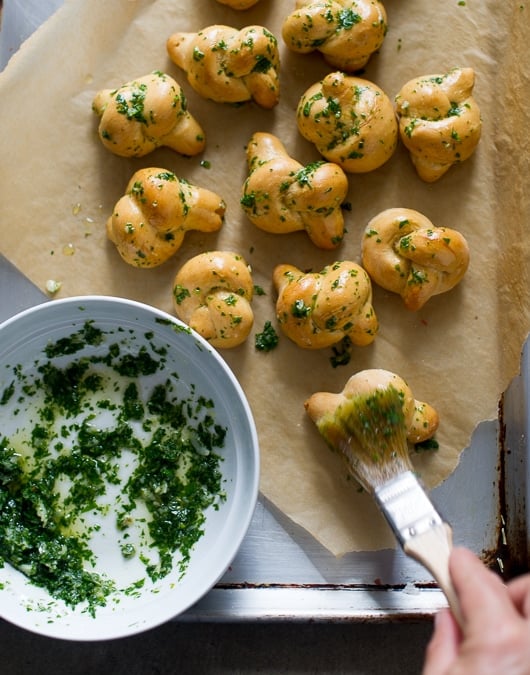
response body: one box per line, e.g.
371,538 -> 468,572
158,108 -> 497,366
293,161 -> 325,188
252,55 -> 272,73
291,299 -> 312,318
330,336 -> 353,368
0,438 -> 115,616
336,8 -> 362,30
44,321 -> 104,358
0,325 -> 227,615
255,321 -> 279,352
115,83 -> 148,124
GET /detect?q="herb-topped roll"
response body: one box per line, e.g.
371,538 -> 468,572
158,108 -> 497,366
361,207 -> 470,311
167,24 -> 280,109
395,67 -> 482,182
241,132 -> 349,249
304,368 -> 439,450
297,72 -> 397,173
273,260 -> 378,349
92,71 -> 206,158
215,0 -> 260,7
107,168 -> 225,268
173,251 -> 254,348
282,0 -> 387,72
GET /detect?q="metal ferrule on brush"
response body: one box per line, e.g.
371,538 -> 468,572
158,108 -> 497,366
373,470 -> 444,547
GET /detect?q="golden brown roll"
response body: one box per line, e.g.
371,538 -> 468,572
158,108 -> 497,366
167,24 -> 280,108
92,71 -> 205,158
173,251 -> 254,348
305,368 -> 439,448
282,0 -> 387,72
241,131 -> 349,249
395,67 -> 482,182
215,0 -> 260,7
107,168 -> 225,268
361,207 -> 470,311
297,71 -> 397,173
273,260 -> 378,349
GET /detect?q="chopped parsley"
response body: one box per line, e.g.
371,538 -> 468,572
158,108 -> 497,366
291,299 -> 312,318
0,324 -> 227,615
337,8 -> 362,30
255,321 -> 279,352
330,336 -> 353,368
252,56 -> 272,73
115,83 -> 148,124
414,438 -> 439,453
293,161 -> 325,188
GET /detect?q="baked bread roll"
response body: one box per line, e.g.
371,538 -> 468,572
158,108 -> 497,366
395,67 -> 482,182
297,72 -> 397,173
173,251 -> 254,348
282,0 -> 387,72
273,261 -> 378,349
361,208 -> 470,311
215,0 -> 260,7
92,71 -> 205,158
167,25 -> 280,108
305,368 -> 439,450
107,168 -> 225,268
241,132 -> 349,249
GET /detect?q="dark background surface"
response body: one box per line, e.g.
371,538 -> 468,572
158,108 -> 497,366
0,617 -> 432,674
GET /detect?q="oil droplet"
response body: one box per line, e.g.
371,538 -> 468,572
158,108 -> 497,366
72,203 -> 82,216
62,243 -> 76,256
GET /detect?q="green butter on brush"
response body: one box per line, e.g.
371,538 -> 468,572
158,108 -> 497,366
317,386 -> 412,490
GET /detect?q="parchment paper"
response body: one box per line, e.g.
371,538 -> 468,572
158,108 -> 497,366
1,0 -> 529,554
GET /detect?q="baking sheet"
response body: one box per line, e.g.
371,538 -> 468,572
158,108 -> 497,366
0,0 -> 529,558
2,254 -> 517,622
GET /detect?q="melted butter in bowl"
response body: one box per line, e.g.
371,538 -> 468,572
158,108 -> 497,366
0,296 -> 259,640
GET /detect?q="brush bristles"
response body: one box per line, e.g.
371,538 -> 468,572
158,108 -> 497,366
318,385 -> 413,492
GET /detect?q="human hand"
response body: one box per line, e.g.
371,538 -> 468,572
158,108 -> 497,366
422,547 -> 530,675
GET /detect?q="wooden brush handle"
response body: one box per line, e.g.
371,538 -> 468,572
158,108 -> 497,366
404,522 -> 464,628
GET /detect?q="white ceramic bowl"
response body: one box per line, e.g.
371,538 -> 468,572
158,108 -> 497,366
0,296 -> 259,640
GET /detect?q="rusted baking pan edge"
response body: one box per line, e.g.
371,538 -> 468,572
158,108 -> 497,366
178,585 -> 451,623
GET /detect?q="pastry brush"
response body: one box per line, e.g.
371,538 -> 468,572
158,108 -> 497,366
316,384 -> 463,627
